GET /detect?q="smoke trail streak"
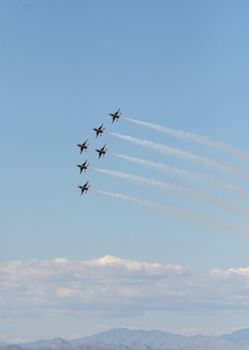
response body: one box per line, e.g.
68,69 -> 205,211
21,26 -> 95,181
113,153 -> 249,200
126,118 -> 249,161
95,168 -> 249,219
97,190 -> 247,236
110,132 -> 249,182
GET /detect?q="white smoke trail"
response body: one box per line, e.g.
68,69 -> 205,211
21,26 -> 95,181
113,153 -> 249,200
95,168 -> 249,219
97,189 -> 186,217
97,190 -> 247,236
110,132 -> 249,182
126,118 -> 249,162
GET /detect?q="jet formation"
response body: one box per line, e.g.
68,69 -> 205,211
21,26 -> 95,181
76,109 -> 122,195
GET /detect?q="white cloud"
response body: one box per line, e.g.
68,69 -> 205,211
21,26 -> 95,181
86,255 -> 184,274
210,267 -> 249,280
1,256 -> 249,320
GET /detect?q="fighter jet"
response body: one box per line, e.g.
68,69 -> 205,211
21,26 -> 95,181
77,139 -> 89,154
93,123 -> 105,138
96,145 -> 108,159
109,109 -> 122,123
78,181 -> 90,195
77,160 -> 89,174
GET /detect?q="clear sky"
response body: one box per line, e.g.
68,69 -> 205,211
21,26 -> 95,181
0,0 -> 249,342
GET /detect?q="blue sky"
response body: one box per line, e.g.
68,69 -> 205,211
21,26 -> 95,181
0,0 -> 249,341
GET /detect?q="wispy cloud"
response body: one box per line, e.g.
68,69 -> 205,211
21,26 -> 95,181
126,118 -> 249,162
110,132 -> 249,182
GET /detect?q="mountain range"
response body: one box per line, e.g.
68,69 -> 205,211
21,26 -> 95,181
2,328 -> 249,350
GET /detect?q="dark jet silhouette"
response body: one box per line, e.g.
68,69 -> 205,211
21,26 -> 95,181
77,139 -> 89,154
93,123 -> 105,138
96,145 -> 108,159
78,181 -> 90,195
109,109 -> 122,123
77,160 -> 89,174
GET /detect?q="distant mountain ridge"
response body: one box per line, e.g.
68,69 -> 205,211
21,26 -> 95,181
2,328 -> 249,350
222,328 -> 249,347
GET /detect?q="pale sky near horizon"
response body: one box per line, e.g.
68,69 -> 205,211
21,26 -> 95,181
0,0 -> 249,342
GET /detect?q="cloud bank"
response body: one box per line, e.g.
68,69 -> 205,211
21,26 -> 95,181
1,256 -> 249,320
